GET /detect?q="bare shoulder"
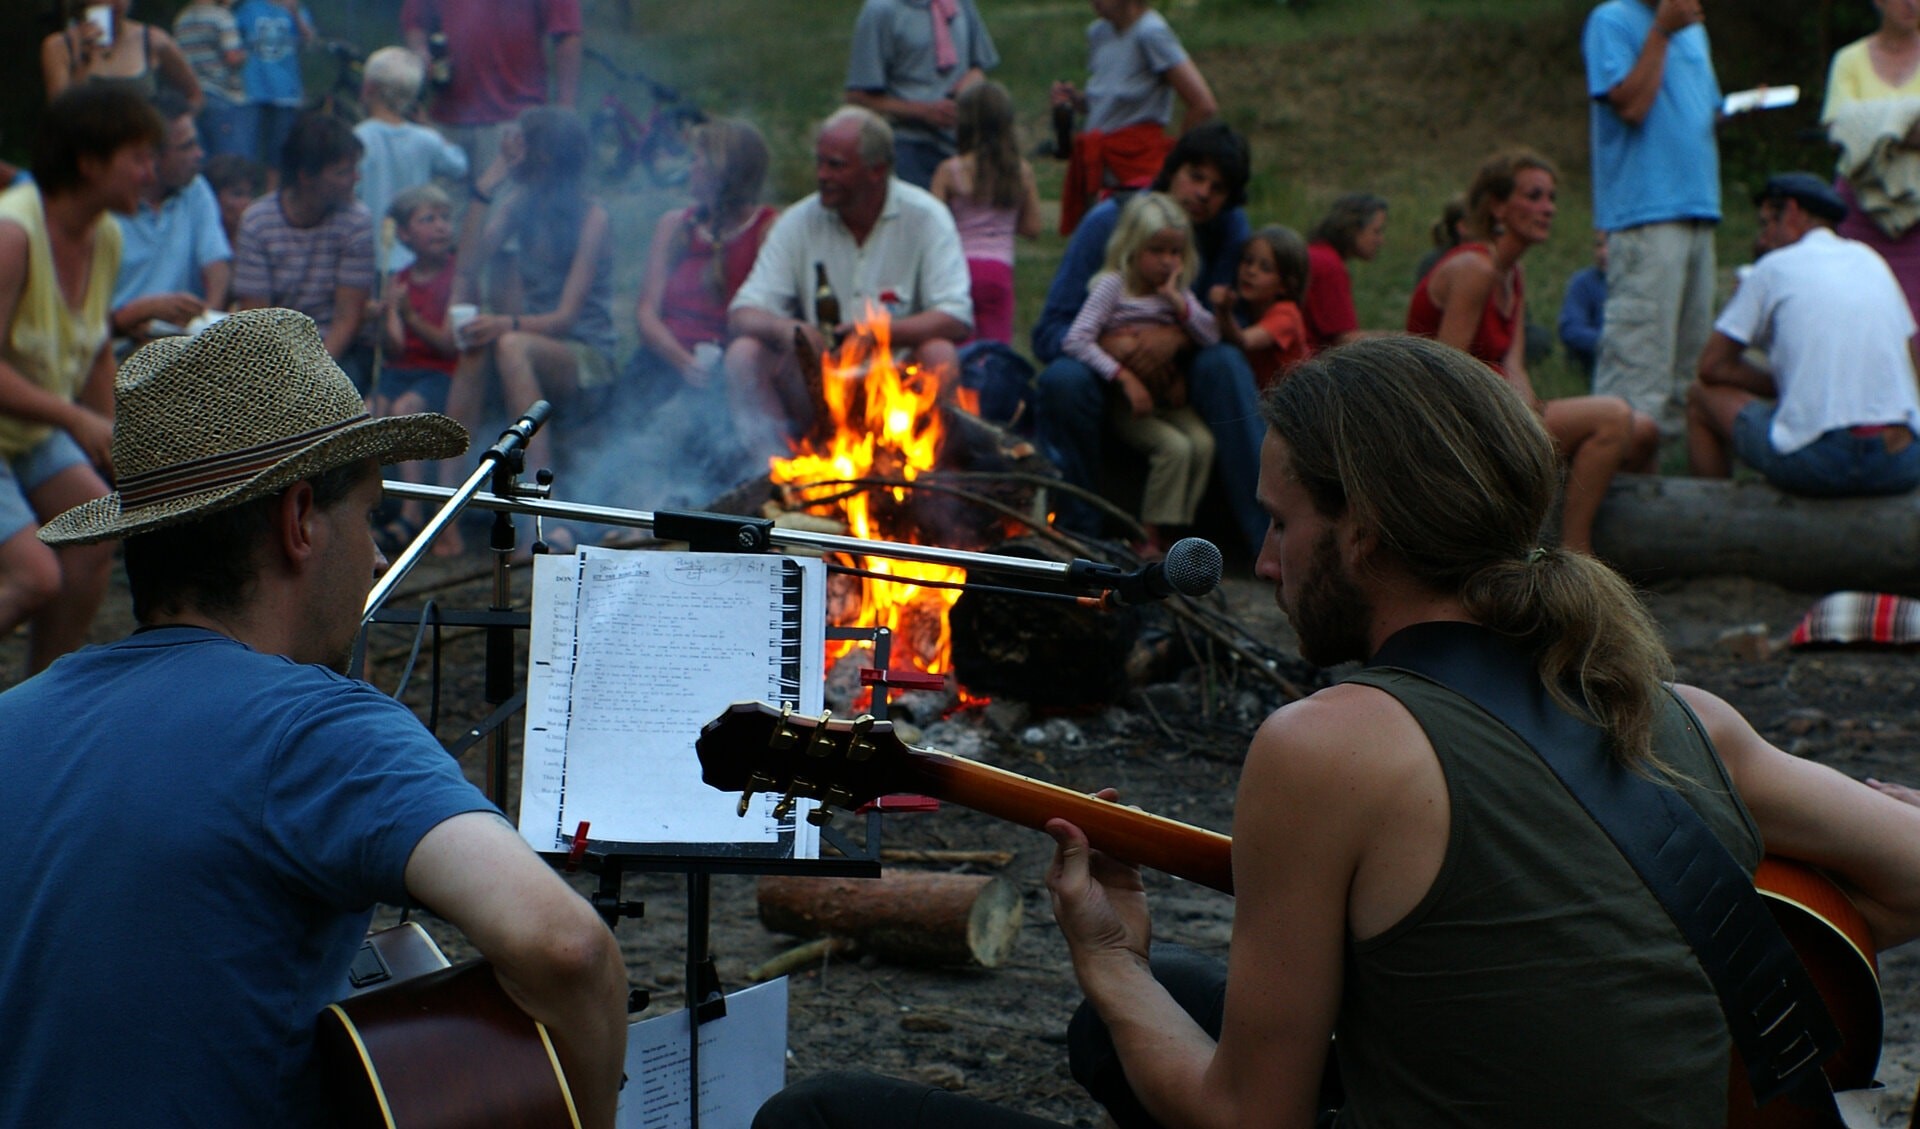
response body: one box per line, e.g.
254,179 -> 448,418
1245,681 -> 1433,804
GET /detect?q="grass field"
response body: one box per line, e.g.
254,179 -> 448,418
309,0 -> 1791,402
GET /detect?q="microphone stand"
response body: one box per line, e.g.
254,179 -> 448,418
376,483 -> 1160,597
364,401 -> 554,804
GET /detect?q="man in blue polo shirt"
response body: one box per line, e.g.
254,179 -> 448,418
1583,0 -> 1720,442
109,91 -> 231,346
1031,122 -> 1262,553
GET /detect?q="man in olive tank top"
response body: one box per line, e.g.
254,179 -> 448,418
753,336 -> 1920,1129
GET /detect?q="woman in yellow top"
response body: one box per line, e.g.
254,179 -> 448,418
1822,0 -> 1920,322
0,86 -> 163,677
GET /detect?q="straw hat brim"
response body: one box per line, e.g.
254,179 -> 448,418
39,412 -> 468,546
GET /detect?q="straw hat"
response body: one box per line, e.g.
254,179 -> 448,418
39,308 -> 468,546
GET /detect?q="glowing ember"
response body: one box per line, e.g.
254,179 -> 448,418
769,308 -> 974,686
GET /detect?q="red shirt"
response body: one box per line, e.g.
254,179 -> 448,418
1239,299 -> 1312,390
658,205 -> 777,349
1302,240 -> 1356,350
401,0 -> 583,127
394,258 -> 457,373
1404,243 -> 1521,375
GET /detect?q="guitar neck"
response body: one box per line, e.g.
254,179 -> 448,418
894,747 -> 1235,895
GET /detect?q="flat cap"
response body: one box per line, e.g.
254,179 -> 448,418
1754,172 -> 1848,224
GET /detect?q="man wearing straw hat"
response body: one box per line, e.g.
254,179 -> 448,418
0,308 -> 628,1127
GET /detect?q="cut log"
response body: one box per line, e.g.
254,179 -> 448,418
1591,474 -> 1920,596
757,872 -> 1023,969
950,537 -> 1142,706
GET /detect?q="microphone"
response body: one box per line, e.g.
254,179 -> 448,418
1069,537 -> 1224,609
487,399 -> 554,461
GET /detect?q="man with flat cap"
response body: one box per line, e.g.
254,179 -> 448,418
0,308 -> 629,1127
1688,171 -> 1920,496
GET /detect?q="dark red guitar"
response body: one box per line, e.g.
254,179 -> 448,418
315,923 -> 582,1129
697,700 -> 1885,1127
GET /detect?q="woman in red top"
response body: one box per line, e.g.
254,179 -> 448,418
633,117 -> 776,414
1407,148 -> 1656,555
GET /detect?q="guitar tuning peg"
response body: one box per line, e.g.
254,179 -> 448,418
773,791 -> 798,822
806,807 -> 833,827
823,785 -> 857,809
771,703 -> 799,750
803,708 -> 835,758
736,791 -> 753,818
847,713 -> 878,761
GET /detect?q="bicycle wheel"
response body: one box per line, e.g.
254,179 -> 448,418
639,111 -> 699,189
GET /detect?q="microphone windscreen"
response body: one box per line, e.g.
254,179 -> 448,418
1163,537 -> 1224,597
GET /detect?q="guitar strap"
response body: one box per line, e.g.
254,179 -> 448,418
1367,621 -> 1844,1120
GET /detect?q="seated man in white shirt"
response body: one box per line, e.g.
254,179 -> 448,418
1688,172 -> 1920,496
723,105 -> 972,460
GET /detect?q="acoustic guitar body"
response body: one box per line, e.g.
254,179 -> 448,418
316,927 -> 581,1129
1724,858 -> 1882,1129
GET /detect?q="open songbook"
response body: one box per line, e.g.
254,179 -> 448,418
518,547 -> 826,859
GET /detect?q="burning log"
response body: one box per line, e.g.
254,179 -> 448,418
756,872 -> 1024,969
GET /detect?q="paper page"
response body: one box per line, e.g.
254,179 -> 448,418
616,978 -> 789,1129
519,549 -> 824,853
1723,84 -> 1799,115
518,551 -> 583,846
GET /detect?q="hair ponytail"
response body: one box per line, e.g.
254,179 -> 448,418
1266,337 -> 1675,771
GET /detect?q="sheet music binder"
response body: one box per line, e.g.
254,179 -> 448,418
518,548 -> 825,860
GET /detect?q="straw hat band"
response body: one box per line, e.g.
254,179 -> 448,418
116,413 -> 374,509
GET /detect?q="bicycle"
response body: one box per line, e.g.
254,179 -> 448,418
308,37 -> 367,125
582,47 -> 704,188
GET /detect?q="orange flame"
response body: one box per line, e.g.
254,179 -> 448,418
769,307 -> 972,685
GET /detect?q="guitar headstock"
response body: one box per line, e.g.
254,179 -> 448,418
696,701 -> 916,825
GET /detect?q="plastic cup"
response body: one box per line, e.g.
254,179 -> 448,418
448,303 -> 478,347
85,4 -> 113,48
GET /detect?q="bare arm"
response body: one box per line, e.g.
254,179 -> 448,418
1679,685 -> 1920,951
844,88 -> 958,133
40,32 -> 75,101
882,309 -> 969,350
550,32 -> 581,108
404,812 -> 628,1129
1049,686 -> 1404,1129
1016,161 -> 1043,240
322,284 -> 368,358
1697,331 -> 1776,397
1164,59 -> 1218,134
151,27 -> 206,113
634,210 -> 701,375
203,260 -> 231,313
1602,0 -> 1700,128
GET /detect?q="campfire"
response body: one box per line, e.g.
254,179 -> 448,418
767,308 -> 980,693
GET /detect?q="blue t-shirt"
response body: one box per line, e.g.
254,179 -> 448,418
235,0 -> 311,107
1583,0 -> 1721,230
111,175 -> 233,308
0,628 -> 496,1126
1031,193 -> 1248,362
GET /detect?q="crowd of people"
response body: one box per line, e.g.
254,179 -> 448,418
8,0 -> 1920,1126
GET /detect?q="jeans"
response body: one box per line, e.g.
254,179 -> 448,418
1733,402 -> 1920,497
1035,342 -> 1268,552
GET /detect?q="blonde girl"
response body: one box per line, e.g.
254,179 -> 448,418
1061,191 -> 1219,556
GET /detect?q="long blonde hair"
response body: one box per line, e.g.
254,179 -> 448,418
1100,192 -> 1198,297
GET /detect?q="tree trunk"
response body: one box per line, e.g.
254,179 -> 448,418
1592,474 -> 1920,595
756,872 -> 1024,969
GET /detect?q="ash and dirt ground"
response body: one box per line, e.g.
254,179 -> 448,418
8,544 -> 1919,1125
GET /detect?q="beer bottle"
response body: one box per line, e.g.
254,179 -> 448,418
813,262 -> 841,348
427,31 -> 452,90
